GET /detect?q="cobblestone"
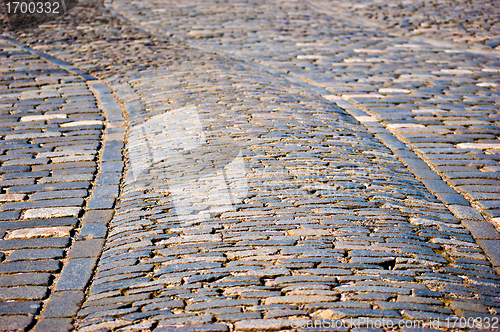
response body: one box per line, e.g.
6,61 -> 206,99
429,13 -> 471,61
1,0 -> 500,331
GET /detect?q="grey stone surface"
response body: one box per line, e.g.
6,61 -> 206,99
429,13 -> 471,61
32,318 -> 73,332
55,257 -> 98,291
77,222 -> 108,240
5,248 -> 64,262
0,316 -> 34,331
2,0 -> 500,330
67,239 -> 105,258
40,291 -> 85,318
81,209 -> 114,223
0,286 -> 48,301
0,301 -> 41,315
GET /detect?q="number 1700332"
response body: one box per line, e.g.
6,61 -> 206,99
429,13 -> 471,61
6,1 -> 60,14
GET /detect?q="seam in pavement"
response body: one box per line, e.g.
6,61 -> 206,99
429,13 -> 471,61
104,0 -> 500,274
0,35 -> 126,331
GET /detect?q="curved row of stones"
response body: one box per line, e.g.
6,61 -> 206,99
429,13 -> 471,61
79,61 -> 499,330
4,0 -> 500,331
113,0 -> 500,226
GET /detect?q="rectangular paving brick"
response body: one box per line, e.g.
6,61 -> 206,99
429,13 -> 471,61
32,161 -> 96,172
1,198 -> 84,210
101,141 -> 123,161
476,201 -> 500,209
8,181 -> 91,194
40,291 -> 84,318
32,318 -> 73,332
24,206 -> 81,219
0,260 -> 61,274
483,209 -> 500,218
456,185 -> 500,193
52,167 -> 95,176
68,239 -> 105,258
0,301 -> 41,315
0,210 -> 21,221
409,167 -> 442,179
100,161 -> 124,173
0,273 -> 51,287
398,157 -> 431,169
2,171 -> 49,180
447,205 -> 484,220
0,316 -> 34,331
0,237 -> 69,250
86,197 -> 115,209
77,223 -> 108,240
0,165 -> 30,173
420,179 -> 457,194
81,209 -> 114,223
30,189 -> 88,200
95,173 -> 121,185
55,257 -> 98,291
0,217 -> 78,231
92,185 -> 119,198
6,248 -> 64,262
0,286 -> 47,300
0,178 -> 35,187
434,193 -> 469,205
477,240 -> 500,267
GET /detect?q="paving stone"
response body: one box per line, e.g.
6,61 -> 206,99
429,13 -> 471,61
420,179 -> 457,194
86,197 -> 116,209
448,205 -> 484,220
434,193 -> 469,205
30,189 -> 88,200
0,300 -> 41,315
78,223 -> 108,239
23,207 -> 81,219
0,286 -> 48,300
100,161 -> 124,173
89,276 -> 151,295
41,291 -> 85,318
82,209 -> 114,223
55,257 -> 98,291
7,227 -> 72,239
82,293 -> 150,311
476,240 -> 500,267
0,316 -> 34,331
218,312 -> 262,321
0,273 -> 51,286
6,248 -> 64,261
0,217 -> 78,231
0,260 -> 61,274
67,239 -> 105,258
317,308 -> 401,319
95,173 -> 122,185
8,181 -> 91,193
32,318 -> 73,332
265,296 -> 340,305
0,210 -> 21,220
449,300 -> 488,313
1,198 -> 84,210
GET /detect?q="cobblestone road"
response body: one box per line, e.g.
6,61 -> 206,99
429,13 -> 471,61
1,0 -> 500,331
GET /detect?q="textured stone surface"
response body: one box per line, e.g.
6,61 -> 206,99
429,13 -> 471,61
1,0 -> 500,330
